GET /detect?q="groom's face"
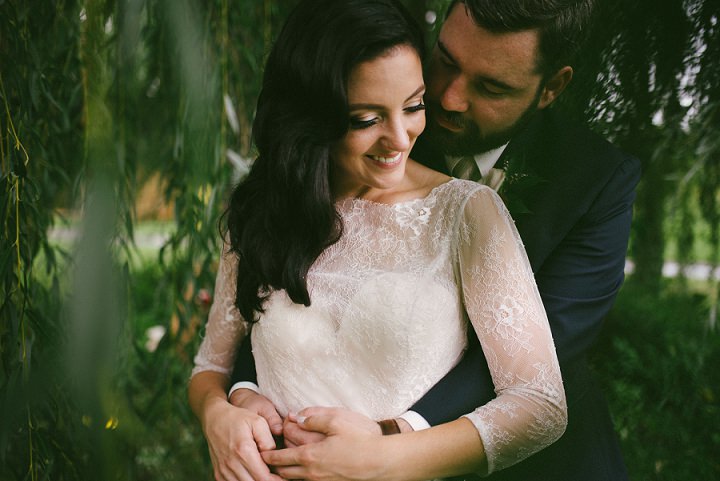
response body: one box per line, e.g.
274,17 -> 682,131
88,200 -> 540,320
424,4 -> 552,156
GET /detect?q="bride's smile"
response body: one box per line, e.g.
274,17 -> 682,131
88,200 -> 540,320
329,44 -> 426,201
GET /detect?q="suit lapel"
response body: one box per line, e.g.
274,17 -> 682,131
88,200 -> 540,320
413,109 -> 625,274
501,111 -> 586,272
501,109 -> 626,272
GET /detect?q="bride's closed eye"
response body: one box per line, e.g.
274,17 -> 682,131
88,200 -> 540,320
349,116 -> 379,130
405,102 -> 425,113
348,99 -> 424,130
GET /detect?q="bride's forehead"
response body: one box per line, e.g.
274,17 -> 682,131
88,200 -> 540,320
349,45 -> 421,79
347,48 -> 424,103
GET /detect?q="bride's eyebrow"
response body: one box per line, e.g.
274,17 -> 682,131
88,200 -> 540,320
405,85 -> 426,100
348,85 -> 426,111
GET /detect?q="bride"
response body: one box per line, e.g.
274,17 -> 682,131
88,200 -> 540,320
189,1 -> 566,480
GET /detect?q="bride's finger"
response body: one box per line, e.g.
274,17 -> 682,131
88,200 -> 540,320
296,414 -> 334,435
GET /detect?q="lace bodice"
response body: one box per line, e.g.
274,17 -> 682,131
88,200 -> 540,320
192,179 -> 566,474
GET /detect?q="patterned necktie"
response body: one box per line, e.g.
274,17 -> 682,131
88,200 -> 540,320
450,156 -> 482,182
483,167 -> 506,191
450,156 -> 506,191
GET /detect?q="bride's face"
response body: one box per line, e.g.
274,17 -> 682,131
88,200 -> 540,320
329,45 -> 425,199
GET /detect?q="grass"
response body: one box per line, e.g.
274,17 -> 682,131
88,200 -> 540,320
592,278 -> 720,480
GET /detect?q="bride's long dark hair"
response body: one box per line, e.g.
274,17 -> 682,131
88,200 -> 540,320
224,0 -> 425,323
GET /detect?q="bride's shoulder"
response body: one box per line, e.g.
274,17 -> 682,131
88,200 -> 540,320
403,160 -> 500,207
404,159 -> 450,193
439,178 -> 494,202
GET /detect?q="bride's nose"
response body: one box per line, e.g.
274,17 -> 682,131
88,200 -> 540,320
380,117 -> 411,152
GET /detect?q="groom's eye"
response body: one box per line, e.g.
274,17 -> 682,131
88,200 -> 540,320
474,81 -> 507,98
440,55 -> 455,69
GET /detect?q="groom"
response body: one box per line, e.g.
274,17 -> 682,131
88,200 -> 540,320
232,1 -> 640,480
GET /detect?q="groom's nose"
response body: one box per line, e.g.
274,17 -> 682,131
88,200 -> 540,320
440,75 -> 470,114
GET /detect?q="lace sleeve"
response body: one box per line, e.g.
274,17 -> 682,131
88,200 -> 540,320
456,186 -> 567,475
191,245 -> 249,378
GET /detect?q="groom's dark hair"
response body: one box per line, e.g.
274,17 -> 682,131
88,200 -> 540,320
449,0 -> 595,77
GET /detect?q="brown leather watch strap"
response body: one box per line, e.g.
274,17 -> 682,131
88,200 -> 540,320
378,418 -> 401,435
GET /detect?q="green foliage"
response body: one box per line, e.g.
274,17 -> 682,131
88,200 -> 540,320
593,279 -> 720,480
1,1 -> 88,479
592,0 -> 719,294
2,0 -> 720,478
0,0 -> 287,477
110,260 -> 212,480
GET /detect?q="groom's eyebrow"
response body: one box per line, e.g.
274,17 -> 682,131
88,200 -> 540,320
437,41 -> 457,65
438,40 -> 517,92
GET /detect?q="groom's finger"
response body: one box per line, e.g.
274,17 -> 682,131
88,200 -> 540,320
219,419 -> 279,481
272,465 -> 307,480
262,447 -> 320,481
251,416 -> 277,452
257,404 -> 284,437
227,446 -> 282,481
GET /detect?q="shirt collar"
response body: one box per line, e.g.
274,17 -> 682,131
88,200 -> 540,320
474,143 -> 509,178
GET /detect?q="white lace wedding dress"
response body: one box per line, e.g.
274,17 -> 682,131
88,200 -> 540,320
192,179 -> 566,474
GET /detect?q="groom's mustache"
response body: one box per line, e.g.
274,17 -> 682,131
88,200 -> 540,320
430,104 -> 473,132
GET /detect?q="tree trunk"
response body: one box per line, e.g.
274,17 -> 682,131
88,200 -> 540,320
632,137 -> 667,293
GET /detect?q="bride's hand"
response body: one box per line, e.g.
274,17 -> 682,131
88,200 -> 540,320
282,407 -> 380,447
283,412 -> 325,448
264,407 -> 385,481
201,396 -> 283,481
229,388 -> 284,437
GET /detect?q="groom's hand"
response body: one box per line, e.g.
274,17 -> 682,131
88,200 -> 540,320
283,414 -> 326,447
264,407 -> 387,481
201,396 -> 283,481
229,388 -> 284,437
283,407 -> 382,448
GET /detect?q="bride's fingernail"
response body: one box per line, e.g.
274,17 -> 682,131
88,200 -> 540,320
296,415 -> 307,424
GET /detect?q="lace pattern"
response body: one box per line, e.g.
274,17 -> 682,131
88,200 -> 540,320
192,179 -> 566,474
191,243 -> 249,377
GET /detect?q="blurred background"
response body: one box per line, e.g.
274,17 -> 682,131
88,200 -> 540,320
1,0 -> 718,479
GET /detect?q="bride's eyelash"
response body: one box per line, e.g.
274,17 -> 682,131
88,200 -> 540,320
349,102 -> 424,130
350,118 -> 377,130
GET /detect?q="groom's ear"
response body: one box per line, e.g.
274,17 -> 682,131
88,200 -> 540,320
538,66 -> 573,110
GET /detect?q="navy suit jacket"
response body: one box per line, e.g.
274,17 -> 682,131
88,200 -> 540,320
231,108 -> 641,481
413,108 -> 640,481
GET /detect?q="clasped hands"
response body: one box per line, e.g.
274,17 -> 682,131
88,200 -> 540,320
205,388 -> 393,481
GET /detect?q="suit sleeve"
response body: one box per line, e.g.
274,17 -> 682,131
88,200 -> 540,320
411,154 -> 640,425
535,154 -> 640,363
231,333 -> 258,384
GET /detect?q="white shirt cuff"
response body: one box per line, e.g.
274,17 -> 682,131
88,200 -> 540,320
398,410 -> 431,431
227,381 -> 260,400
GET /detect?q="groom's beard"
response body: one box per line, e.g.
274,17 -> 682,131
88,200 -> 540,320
424,88 -> 543,157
